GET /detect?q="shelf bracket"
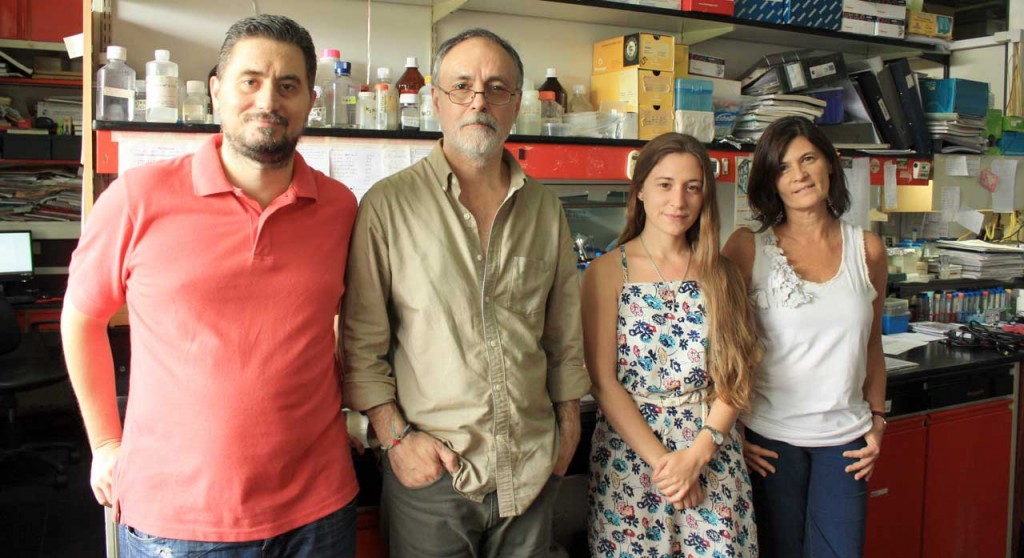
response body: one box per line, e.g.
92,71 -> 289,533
679,21 -> 734,46
433,0 -> 468,24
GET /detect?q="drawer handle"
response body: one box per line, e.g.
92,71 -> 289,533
869,488 -> 889,498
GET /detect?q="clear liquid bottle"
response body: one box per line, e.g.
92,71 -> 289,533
330,61 -> 357,128
308,85 -> 327,128
145,49 -> 179,123
538,68 -> 568,113
133,79 -> 147,122
400,93 -> 419,130
356,90 -> 376,130
182,80 -> 208,123
316,48 -> 340,94
374,67 -> 398,130
396,57 -> 425,96
419,75 -> 439,132
96,45 -> 135,122
516,79 -> 541,135
568,84 -> 594,113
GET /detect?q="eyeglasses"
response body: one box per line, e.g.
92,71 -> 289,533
435,84 -> 517,106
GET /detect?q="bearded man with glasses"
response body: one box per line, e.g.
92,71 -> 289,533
342,28 -> 589,558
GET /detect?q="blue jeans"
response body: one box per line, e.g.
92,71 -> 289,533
117,500 -> 357,558
746,429 -> 867,558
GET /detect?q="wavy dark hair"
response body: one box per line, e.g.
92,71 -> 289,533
618,133 -> 762,411
748,116 -> 849,231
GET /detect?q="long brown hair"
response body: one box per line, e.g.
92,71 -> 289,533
618,133 -> 762,411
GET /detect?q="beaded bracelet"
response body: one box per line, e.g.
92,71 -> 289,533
381,423 -> 413,452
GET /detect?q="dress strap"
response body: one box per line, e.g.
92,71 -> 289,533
619,244 -> 629,283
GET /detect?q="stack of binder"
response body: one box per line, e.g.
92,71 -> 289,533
733,94 -> 825,140
846,57 -> 932,154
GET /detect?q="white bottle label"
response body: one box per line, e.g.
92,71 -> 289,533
401,115 -> 420,128
102,86 -> 133,99
146,75 -> 178,110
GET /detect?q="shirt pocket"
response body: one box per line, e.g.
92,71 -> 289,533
505,256 -> 554,317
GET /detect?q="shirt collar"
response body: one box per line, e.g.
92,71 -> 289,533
424,139 -> 529,196
192,134 -> 319,201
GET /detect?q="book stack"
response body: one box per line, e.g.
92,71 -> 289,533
925,113 -> 988,154
936,240 -> 1024,280
0,167 -> 81,221
845,57 -> 932,154
732,94 -> 825,141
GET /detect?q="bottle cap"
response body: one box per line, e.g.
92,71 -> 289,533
154,49 -> 170,61
405,57 -> 418,68
374,83 -> 389,91
400,93 -> 418,104
545,68 -> 557,78
106,45 -> 127,61
320,48 -> 341,59
539,91 -> 556,101
335,61 -> 352,76
186,80 -> 205,94
377,67 -> 392,80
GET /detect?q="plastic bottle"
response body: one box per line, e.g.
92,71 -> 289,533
182,80 -> 208,124
516,79 -> 541,135
308,85 -> 327,128
145,49 -> 179,123
568,84 -> 594,113
329,61 -> 357,128
395,57 -> 425,96
540,90 -> 564,124
356,90 -> 376,130
96,45 -> 136,122
374,67 -> 398,130
133,79 -> 147,122
538,68 -> 568,112
419,75 -> 439,132
315,48 -> 341,94
399,93 -> 419,130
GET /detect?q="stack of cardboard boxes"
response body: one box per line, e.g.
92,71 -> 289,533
590,33 -> 676,140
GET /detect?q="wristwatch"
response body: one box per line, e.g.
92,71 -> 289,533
700,425 -> 726,447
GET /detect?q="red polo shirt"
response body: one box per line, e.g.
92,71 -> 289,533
66,134 -> 359,541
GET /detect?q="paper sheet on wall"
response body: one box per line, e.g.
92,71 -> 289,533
922,212 -> 948,239
296,145 -> 330,176
945,155 -> 968,177
990,158 -> 1018,213
883,161 -> 898,209
966,155 -> 981,177
955,206 -> 985,234
328,145 -> 430,201
117,140 -> 205,175
733,156 -> 758,230
842,157 -> 871,229
941,186 -> 960,222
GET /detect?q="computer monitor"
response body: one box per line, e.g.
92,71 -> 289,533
0,230 -> 34,283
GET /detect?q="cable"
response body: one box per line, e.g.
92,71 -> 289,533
943,320 -> 1024,355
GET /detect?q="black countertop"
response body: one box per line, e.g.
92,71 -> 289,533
887,341 -> 1021,384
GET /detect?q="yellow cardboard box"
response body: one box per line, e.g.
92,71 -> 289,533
674,44 -> 689,77
906,10 -> 953,39
593,33 -> 675,75
637,105 -> 675,140
591,68 -> 675,112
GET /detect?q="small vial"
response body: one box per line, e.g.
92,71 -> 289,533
356,90 -> 376,130
182,80 -> 207,124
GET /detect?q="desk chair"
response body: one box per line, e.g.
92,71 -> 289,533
0,297 -> 78,486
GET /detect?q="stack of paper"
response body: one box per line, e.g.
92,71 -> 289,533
733,95 -> 825,141
936,240 -> 1024,280
926,113 -> 988,154
910,321 -> 962,339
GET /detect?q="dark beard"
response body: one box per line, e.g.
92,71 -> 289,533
223,123 -> 299,168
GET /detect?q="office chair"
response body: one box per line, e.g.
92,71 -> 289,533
0,297 -> 78,486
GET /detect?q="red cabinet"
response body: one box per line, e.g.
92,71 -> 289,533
923,400 -> 1013,558
0,0 -> 81,43
865,416 -> 927,558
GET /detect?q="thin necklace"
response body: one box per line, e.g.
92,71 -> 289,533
639,234 -> 692,307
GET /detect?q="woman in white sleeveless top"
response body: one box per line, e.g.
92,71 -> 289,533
583,133 -> 764,557
722,117 -> 888,558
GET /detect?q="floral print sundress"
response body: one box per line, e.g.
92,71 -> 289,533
588,247 -> 758,558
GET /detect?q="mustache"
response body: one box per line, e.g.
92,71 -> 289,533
243,112 -> 288,125
459,113 -> 498,130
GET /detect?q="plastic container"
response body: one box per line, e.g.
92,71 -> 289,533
330,61 -> 357,128
539,68 -> 568,112
568,84 -> 593,113
308,85 -> 327,127
182,80 -> 207,123
316,48 -> 341,94
399,93 -> 419,130
540,90 -> 564,127
96,45 -> 136,122
145,49 -> 179,123
133,79 -> 147,122
674,78 -> 714,112
374,67 -> 398,130
883,298 -> 910,316
516,80 -> 542,135
356,90 -> 376,130
419,76 -> 439,132
882,313 -> 910,334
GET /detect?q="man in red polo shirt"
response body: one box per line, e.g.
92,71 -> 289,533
61,15 -> 359,556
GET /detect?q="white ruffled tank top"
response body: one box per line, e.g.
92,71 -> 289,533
741,221 -> 876,447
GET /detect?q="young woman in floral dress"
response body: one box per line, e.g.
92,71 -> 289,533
583,133 -> 764,558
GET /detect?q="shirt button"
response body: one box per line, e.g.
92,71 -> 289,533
476,254 -> 483,261
463,213 -> 471,220
489,340 -> 497,347
484,295 -> 492,303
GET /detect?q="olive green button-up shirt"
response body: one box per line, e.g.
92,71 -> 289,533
342,141 -> 589,517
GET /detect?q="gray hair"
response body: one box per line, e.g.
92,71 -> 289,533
432,29 -> 524,91
217,15 -> 318,93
